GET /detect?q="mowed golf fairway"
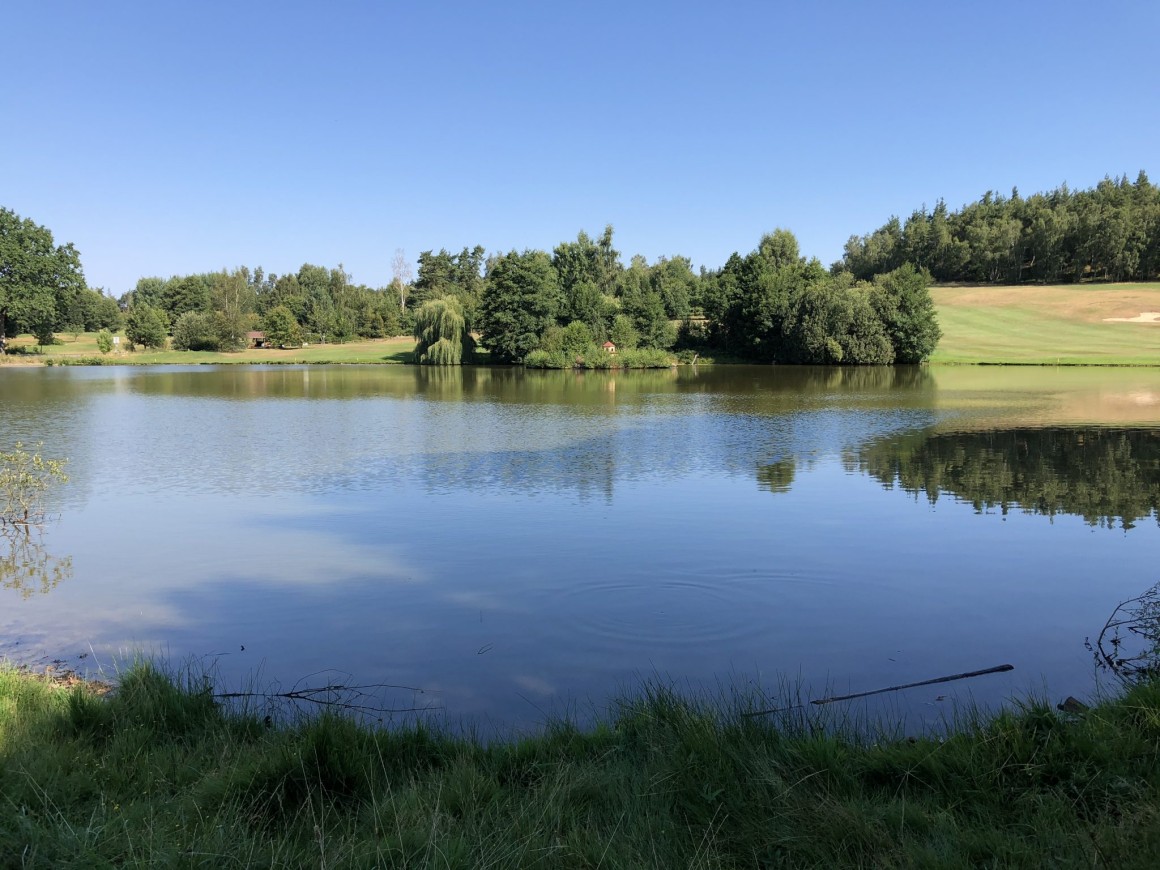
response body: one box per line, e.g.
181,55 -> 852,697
932,282 -> 1160,365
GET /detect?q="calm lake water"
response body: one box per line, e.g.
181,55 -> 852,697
3,364 -> 1160,730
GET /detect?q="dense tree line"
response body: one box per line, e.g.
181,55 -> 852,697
838,172 -> 1160,284
4,209 -> 943,365
121,265 -> 402,351
697,230 -> 940,364
412,226 -> 702,366
419,225 -> 940,366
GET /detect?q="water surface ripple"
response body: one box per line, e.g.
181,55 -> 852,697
2,364 -> 1159,729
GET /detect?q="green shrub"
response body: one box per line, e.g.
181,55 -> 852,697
172,311 -> 223,351
47,356 -> 111,366
523,349 -> 570,369
617,348 -> 674,368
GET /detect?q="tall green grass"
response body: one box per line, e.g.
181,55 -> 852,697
3,662 -> 1159,867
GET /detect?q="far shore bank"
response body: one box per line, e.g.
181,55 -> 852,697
3,281 -> 1160,367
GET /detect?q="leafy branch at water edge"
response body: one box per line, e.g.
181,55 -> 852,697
0,442 -> 68,526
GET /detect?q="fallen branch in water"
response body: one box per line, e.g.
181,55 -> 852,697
213,673 -> 439,717
1087,582 -> 1160,685
744,664 -> 1014,717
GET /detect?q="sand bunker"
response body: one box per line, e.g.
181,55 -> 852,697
1103,311 -> 1160,323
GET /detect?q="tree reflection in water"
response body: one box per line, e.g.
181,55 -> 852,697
0,523 -> 72,598
851,427 -> 1160,530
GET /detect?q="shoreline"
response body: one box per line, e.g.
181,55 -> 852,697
5,358 -> 1160,368
3,659 -> 1157,864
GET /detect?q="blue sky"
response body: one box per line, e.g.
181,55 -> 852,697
3,1 -> 1157,294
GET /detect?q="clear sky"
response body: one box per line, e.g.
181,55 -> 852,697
3,0 -> 1157,294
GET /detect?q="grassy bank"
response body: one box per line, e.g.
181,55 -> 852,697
1,334 -> 419,366
2,664 -> 1159,867
931,282 -> 1160,365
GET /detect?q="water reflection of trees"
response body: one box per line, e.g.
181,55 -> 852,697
756,458 -> 796,493
1,524 -> 72,598
851,428 -> 1160,529
6,365 -> 943,504
120,364 -> 937,407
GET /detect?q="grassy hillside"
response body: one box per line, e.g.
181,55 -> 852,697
931,283 -> 1160,365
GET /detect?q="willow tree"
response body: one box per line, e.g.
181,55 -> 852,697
412,296 -> 475,365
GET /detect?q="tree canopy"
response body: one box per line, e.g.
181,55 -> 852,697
125,303 -> 168,349
104,221 -> 941,366
118,264 -> 402,353
478,250 -> 563,363
837,172 -> 1160,285
0,207 -> 89,345
695,230 -> 940,364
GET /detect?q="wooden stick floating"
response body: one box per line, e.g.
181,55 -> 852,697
745,664 -> 1014,717
810,664 -> 1014,706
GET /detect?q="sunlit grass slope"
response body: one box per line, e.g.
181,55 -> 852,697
2,662 -> 1159,867
932,283 -> 1160,364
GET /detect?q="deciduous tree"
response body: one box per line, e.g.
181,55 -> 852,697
262,305 -> 302,348
0,207 -> 86,346
478,250 -> 562,363
125,303 -> 168,349
870,264 -> 941,363
391,248 -> 413,312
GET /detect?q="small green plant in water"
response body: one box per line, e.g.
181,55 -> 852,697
0,442 -> 69,526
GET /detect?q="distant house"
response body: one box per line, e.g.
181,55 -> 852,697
247,331 -> 268,349
602,341 -> 617,355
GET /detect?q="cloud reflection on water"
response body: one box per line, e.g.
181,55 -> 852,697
4,364 -> 1160,730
